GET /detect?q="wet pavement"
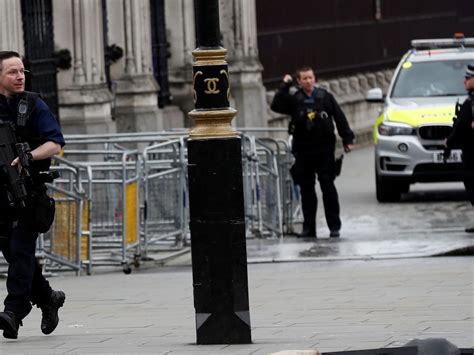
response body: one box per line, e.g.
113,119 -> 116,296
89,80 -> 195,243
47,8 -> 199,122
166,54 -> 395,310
163,145 -> 474,266
245,227 -> 473,263
162,225 -> 474,267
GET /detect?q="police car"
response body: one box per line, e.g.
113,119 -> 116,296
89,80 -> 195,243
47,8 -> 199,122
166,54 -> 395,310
367,34 -> 474,202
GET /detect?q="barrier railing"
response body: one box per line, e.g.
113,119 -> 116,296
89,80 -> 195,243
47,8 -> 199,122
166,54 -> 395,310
1,129 -> 298,275
242,135 -> 284,237
65,130 -> 294,240
142,138 -> 188,253
38,156 -> 91,275
62,149 -> 142,274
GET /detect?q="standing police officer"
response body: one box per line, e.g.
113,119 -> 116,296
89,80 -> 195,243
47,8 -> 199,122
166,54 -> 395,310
0,51 -> 65,339
271,66 -> 355,238
446,64 -> 474,233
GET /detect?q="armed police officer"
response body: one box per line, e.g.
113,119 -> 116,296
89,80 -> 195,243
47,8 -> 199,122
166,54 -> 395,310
271,66 -> 355,238
0,51 -> 65,339
445,64 -> 474,233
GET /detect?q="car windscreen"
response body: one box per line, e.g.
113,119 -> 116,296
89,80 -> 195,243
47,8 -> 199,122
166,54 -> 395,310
391,59 -> 471,98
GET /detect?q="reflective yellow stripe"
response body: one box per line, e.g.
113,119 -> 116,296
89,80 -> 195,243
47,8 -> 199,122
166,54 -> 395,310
373,105 -> 455,144
386,106 -> 454,126
373,113 -> 384,144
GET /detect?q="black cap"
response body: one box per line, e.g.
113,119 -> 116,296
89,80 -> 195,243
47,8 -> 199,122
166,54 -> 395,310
466,64 -> 474,79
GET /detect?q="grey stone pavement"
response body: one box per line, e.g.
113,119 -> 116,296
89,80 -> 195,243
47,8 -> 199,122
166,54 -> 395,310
0,255 -> 473,354
1,144 -> 473,353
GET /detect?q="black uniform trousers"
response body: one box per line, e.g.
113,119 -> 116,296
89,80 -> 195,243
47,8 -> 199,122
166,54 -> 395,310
462,150 -> 474,206
293,150 -> 341,233
0,208 -> 52,320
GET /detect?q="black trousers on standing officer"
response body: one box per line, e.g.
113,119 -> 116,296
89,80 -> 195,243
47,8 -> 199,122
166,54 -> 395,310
293,149 -> 341,235
0,195 -> 53,320
462,151 -> 474,206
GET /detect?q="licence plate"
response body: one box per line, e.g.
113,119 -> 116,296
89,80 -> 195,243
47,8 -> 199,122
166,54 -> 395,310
433,150 -> 462,163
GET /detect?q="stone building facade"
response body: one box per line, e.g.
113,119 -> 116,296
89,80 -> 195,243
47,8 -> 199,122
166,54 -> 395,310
0,0 -> 268,135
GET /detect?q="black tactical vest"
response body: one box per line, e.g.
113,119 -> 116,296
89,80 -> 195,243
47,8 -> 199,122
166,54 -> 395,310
0,91 -> 50,172
291,88 -> 336,146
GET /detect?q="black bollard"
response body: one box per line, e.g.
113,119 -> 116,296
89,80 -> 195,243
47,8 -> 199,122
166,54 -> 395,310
187,0 -> 252,345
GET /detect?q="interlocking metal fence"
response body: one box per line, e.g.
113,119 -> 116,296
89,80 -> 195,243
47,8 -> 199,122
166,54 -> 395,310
1,129 -> 300,275
242,135 -> 283,237
38,156 -> 90,275
62,149 -> 142,274
142,138 -> 188,252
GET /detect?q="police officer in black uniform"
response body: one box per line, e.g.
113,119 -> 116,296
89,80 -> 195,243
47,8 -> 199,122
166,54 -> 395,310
271,66 -> 355,238
0,51 -> 66,339
446,64 -> 474,233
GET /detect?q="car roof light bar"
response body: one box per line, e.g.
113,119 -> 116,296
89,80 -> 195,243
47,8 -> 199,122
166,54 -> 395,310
411,37 -> 474,50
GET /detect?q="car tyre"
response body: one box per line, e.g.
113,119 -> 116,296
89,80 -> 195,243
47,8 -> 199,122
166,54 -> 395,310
375,169 -> 402,202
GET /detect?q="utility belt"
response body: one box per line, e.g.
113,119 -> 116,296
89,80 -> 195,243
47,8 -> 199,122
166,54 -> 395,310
0,181 -> 56,234
21,171 -> 58,233
0,168 -> 58,234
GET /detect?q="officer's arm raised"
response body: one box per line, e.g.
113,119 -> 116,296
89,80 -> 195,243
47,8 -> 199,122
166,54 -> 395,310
271,74 -> 296,115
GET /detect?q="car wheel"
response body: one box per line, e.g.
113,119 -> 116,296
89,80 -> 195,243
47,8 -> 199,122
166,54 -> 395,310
375,169 -> 402,202
399,183 -> 410,194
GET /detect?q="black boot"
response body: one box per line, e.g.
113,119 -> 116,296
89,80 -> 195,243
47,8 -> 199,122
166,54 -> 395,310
329,229 -> 340,238
40,290 -> 65,335
298,227 -> 316,238
0,311 -> 22,339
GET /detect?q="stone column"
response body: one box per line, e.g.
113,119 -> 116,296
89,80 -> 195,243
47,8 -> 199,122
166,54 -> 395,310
219,0 -> 267,128
0,0 -> 24,53
55,0 -> 115,135
165,0 -> 196,126
113,0 -> 162,133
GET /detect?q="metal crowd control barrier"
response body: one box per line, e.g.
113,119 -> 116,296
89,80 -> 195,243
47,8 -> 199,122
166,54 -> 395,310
64,133 -> 190,259
142,138 -> 188,253
241,134 -> 284,237
257,137 -> 296,235
65,130 -> 294,240
1,129 -> 297,276
63,149 -> 142,274
38,156 -> 91,275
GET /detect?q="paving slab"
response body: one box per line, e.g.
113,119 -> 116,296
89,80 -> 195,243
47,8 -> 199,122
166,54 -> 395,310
0,257 -> 472,354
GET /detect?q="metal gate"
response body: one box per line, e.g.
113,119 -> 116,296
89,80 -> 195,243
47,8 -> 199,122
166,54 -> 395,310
20,0 -> 59,118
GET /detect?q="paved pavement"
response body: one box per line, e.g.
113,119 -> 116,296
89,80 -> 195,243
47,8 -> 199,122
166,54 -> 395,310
0,256 -> 472,354
1,143 -> 473,353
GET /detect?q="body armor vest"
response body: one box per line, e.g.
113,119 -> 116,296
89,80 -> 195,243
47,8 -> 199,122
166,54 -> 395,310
0,91 -> 50,172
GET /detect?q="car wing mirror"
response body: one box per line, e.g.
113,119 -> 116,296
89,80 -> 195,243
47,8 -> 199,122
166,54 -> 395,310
366,87 -> 384,103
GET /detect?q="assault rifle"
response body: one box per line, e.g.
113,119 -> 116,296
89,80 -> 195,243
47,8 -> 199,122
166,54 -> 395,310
0,121 -> 32,208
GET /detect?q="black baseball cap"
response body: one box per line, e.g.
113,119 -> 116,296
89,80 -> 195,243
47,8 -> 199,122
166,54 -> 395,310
466,64 -> 474,79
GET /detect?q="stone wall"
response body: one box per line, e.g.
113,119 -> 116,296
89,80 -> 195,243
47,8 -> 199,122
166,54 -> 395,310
266,69 -> 395,146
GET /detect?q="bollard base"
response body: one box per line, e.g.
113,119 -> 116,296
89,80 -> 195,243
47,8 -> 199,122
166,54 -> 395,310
187,137 -> 252,345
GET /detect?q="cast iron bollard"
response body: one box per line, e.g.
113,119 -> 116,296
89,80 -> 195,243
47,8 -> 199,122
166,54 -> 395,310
187,0 -> 252,345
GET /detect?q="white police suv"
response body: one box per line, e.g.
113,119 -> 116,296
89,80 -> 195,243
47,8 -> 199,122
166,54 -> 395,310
367,34 -> 474,202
